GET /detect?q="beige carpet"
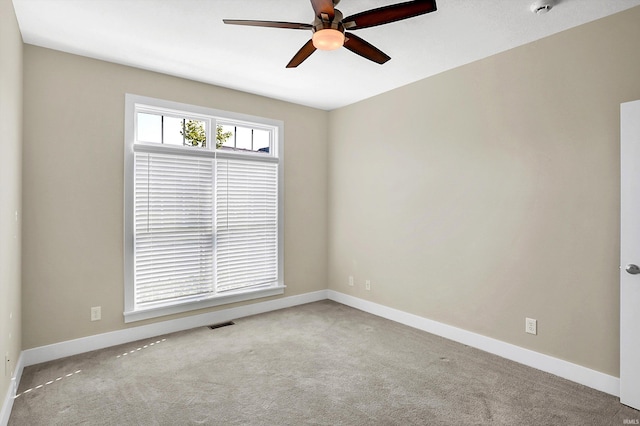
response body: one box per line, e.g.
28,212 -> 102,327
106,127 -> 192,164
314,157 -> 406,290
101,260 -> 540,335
9,300 -> 640,425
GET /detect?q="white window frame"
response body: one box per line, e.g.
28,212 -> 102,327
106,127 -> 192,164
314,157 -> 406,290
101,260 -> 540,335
124,94 -> 285,323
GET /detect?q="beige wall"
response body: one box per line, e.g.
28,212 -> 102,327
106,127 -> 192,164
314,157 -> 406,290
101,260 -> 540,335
21,46 -> 328,349
0,0 -> 23,404
17,4 -> 640,379
328,6 -> 640,377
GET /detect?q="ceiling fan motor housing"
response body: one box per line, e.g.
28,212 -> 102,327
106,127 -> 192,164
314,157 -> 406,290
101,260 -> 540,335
314,9 -> 345,34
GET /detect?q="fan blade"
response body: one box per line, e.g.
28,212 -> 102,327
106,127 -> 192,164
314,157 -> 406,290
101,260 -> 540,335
343,33 -> 390,64
286,39 -> 317,68
310,0 -> 335,20
342,0 -> 436,30
223,19 -> 313,30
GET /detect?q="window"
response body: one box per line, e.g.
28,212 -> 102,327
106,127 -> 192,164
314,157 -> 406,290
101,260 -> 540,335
219,124 -> 271,153
124,94 -> 284,322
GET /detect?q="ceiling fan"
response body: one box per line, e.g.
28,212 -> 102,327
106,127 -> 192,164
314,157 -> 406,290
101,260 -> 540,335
223,0 -> 437,68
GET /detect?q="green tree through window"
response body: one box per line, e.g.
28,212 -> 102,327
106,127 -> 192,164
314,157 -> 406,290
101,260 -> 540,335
181,120 -> 232,149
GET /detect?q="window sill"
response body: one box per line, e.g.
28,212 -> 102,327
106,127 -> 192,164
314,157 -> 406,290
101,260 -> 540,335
123,285 -> 286,323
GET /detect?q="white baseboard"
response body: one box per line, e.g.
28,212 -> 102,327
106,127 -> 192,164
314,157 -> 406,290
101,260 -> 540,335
22,290 -> 328,367
327,290 -> 620,397
1,352 -> 24,426
6,287 -> 619,425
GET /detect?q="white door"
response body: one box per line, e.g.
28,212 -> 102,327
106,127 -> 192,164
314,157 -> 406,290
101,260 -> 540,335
620,99 -> 640,410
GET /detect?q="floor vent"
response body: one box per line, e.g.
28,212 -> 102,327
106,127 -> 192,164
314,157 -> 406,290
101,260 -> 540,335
208,321 -> 235,330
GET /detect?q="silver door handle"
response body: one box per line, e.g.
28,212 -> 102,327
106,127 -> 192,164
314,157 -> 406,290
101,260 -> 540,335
625,264 -> 640,274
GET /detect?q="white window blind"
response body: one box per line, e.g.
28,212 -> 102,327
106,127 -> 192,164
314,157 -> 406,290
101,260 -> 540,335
134,152 -> 214,308
215,159 -> 278,292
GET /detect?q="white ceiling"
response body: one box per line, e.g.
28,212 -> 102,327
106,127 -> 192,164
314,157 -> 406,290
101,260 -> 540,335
12,0 -> 640,110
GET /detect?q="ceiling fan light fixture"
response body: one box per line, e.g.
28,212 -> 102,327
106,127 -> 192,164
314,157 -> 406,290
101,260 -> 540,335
312,29 -> 345,51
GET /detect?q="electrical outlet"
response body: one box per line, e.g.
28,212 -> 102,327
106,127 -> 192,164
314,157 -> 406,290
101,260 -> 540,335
365,279 -> 371,291
348,275 -> 354,286
91,306 -> 101,321
525,317 -> 537,335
